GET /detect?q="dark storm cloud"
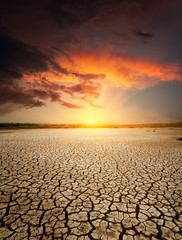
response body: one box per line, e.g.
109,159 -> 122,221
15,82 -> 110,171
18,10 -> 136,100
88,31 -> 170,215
0,33 -> 92,110
41,0 -> 182,69
1,0 -> 181,59
0,34 -> 50,110
0,34 -> 74,82
0,34 -> 49,84
44,0 -> 152,50
0,34 -> 70,110
0,32 -> 103,112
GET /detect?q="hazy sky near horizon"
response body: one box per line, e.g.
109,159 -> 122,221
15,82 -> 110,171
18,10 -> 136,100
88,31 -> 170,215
0,0 -> 182,124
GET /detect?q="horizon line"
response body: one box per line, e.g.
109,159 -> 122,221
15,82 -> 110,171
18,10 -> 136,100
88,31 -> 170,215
0,122 -> 182,129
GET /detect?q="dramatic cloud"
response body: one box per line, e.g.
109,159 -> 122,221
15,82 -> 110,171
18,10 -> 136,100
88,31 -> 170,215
0,0 -> 181,122
0,34 -> 103,111
65,53 -> 181,89
0,34 -> 48,84
0,34 -> 58,109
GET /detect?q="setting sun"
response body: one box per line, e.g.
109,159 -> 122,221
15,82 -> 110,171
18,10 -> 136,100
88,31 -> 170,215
88,120 -> 93,125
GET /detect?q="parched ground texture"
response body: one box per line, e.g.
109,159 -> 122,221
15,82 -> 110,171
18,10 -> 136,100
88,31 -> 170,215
0,128 -> 182,240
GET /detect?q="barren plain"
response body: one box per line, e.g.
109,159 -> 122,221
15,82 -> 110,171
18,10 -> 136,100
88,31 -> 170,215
0,128 -> 182,239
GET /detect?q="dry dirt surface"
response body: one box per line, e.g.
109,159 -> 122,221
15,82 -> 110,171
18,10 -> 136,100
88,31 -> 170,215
0,128 -> 182,240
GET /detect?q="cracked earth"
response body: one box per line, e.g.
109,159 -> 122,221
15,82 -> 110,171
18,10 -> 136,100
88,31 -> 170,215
0,128 -> 182,240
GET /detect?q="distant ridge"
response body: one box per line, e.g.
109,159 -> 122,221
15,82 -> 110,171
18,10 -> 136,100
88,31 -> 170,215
0,122 -> 182,129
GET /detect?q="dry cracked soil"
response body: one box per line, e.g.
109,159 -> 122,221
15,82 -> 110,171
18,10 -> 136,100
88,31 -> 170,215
0,128 -> 182,240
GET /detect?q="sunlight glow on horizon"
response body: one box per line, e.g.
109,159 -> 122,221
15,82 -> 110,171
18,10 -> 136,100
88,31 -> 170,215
88,120 -> 93,125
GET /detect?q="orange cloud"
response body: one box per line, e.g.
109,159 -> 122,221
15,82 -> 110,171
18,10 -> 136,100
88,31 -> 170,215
59,53 -> 181,89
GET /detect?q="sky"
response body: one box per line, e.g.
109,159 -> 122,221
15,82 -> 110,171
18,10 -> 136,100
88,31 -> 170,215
0,0 -> 182,124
